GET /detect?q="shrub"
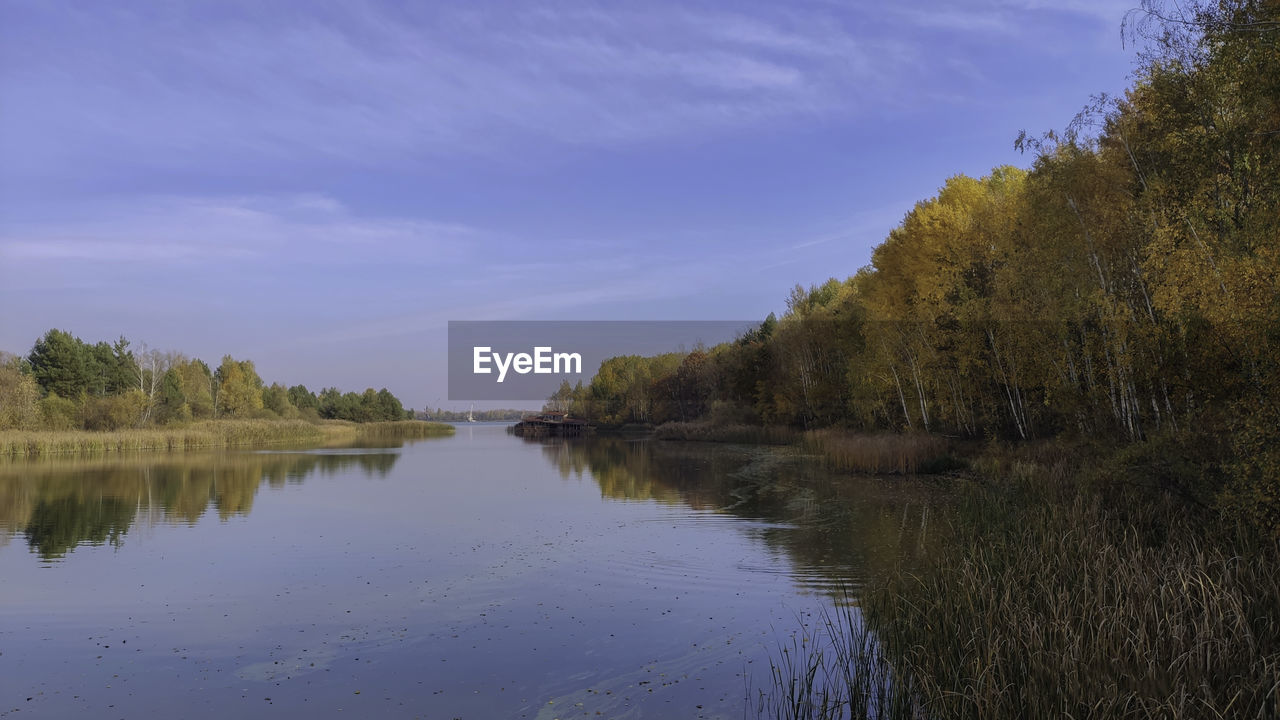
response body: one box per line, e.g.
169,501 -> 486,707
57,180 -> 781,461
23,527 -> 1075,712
804,429 -> 953,474
654,421 -> 797,444
80,390 -> 148,431
0,366 -> 41,430
39,393 -> 79,430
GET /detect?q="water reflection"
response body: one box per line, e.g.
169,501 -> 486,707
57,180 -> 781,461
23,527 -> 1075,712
3,434 -> 944,594
531,435 -> 946,595
1,427 -> 948,719
0,447 -> 405,560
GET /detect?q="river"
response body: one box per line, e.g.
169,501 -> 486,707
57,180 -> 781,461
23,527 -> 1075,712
0,424 -> 941,719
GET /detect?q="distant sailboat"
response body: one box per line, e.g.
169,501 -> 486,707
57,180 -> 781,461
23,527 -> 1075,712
467,405 -> 476,423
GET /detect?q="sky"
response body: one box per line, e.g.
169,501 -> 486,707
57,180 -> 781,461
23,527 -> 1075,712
0,0 -> 1142,410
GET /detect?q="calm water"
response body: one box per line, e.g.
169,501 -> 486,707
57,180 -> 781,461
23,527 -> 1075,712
0,425 -> 939,719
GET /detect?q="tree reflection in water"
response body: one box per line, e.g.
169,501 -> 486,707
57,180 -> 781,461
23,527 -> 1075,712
526,434 -> 948,598
0,446 -> 407,560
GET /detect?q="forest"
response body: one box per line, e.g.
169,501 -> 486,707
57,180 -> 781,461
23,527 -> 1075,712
554,6 -> 1280,713
556,0 -> 1280,538
0,328 -> 413,432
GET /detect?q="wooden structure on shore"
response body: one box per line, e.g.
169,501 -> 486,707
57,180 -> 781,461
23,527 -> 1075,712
511,411 -> 591,437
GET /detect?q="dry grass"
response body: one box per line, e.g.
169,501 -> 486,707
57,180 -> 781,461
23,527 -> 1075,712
0,420 -> 323,457
750,597 -> 919,720
876,493 -> 1280,718
0,419 -> 454,458
349,419 -> 455,439
653,421 -> 799,445
804,429 -> 955,475
758,474 -> 1280,720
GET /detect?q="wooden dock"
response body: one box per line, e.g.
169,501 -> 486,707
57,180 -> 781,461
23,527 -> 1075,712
510,411 -> 591,437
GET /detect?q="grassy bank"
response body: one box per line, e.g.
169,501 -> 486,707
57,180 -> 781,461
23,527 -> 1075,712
652,421 -> 799,445
803,429 -> 959,475
316,418 -> 456,443
652,422 -> 962,475
758,445 -> 1280,719
0,419 -> 455,458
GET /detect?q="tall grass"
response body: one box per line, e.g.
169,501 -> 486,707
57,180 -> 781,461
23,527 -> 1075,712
351,420 -> 455,438
758,467 -> 1280,719
804,429 -> 955,475
750,598 -> 920,720
653,421 -> 799,445
0,419 -> 454,458
0,419 -> 324,457
316,419 -> 454,445
651,424 -> 961,473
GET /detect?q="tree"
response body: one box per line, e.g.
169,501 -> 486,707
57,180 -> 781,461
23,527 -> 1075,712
261,383 -> 296,418
0,363 -> 40,430
546,380 -> 574,413
176,359 -> 214,419
288,385 -> 318,411
373,388 -> 403,421
28,329 -> 91,399
154,367 -> 191,424
214,356 -> 264,418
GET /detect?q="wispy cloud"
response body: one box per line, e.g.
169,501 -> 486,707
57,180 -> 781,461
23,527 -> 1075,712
0,194 -> 473,272
0,3 -> 919,176
0,1 -> 1133,187
869,0 -> 1123,34
286,255 -> 751,351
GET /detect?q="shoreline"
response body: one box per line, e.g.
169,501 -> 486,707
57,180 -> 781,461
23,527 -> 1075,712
0,419 -> 455,458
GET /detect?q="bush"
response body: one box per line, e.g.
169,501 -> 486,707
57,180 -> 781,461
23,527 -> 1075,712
162,401 -> 194,425
1221,395 -> 1280,539
39,393 -> 79,430
653,421 -> 797,444
81,390 -> 148,431
0,366 -> 41,430
706,400 -> 757,426
804,429 -> 952,474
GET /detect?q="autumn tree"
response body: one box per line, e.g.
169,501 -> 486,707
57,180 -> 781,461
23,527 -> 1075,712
214,356 -> 264,418
0,358 -> 40,430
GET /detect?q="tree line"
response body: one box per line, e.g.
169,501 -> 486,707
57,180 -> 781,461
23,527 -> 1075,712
419,408 -> 535,422
558,0 -> 1280,532
0,328 -> 412,431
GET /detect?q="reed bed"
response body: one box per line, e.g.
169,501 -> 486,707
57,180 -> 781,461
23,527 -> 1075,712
804,429 -> 955,475
0,420 -> 324,457
349,420 -> 455,438
750,598 -> 921,720
316,419 -> 454,445
759,477 -> 1280,719
0,419 -> 452,458
653,422 -> 799,445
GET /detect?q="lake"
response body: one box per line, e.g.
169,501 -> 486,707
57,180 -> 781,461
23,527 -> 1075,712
0,424 -> 941,719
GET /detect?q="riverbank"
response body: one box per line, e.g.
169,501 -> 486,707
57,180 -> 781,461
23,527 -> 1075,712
651,421 -> 799,445
649,420 -> 968,476
756,438 -> 1280,719
0,419 -> 455,457
641,422 -> 1280,716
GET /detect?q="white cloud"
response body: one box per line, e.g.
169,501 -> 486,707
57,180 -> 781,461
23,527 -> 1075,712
0,3 -> 917,173
0,194 -> 474,268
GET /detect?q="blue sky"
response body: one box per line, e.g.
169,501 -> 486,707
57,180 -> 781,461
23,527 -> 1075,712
0,0 -> 1139,409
